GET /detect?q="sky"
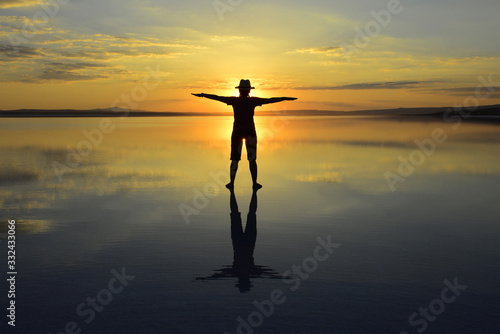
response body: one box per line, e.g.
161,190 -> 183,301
1,0 -> 500,112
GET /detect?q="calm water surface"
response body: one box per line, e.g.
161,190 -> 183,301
1,116 -> 499,334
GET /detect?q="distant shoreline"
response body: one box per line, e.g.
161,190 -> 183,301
1,105 -> 499,119
0,110 -> 222,118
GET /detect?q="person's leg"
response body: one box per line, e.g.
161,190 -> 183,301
249,160 -> 261,189
228,131 -> 243,189
226,160 -> 238,189
246,134 -> 261,189
249,160 -> 257,184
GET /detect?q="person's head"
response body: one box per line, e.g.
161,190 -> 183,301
235,79 -> 254,97
239,88 -> 250,97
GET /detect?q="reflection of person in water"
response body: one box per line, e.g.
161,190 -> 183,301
192,79 -> 297,190
195,189 -> 282,292
230,188 -> 257,292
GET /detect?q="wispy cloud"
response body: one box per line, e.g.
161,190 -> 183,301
18,62 -> 113,82
438,86 -> 500,95
46,62 -> 108,70
0,167 -> 40,184
0,44 -> 43,61
0,31 -> 191,83
210,35 -> 247,43
293,81 -> 427,90
39,34 -> 195,61
37,69 -> 107,81
185,80 -> 233,90
289,46 -> 342,55
416,86 -> 500,98
0,0 -> 44,8
57,49 -> 182,60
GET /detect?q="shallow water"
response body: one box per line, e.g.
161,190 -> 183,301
1,116 -> 499,333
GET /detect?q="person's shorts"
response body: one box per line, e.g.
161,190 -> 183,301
231,130 -> 257,161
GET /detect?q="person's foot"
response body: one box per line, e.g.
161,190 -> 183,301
226,182 -> 234,190
252,183 -> 262,190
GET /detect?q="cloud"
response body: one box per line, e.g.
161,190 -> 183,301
290,46 -> 342,55
0,0 -> 44,8
210,35 -> 247,43
92,34 -> 202,50
47,62 -> 109,70
19,62 -> 112,82
411,84 -> 500,99
57,49 -> 108,59
0,167 -> 40,184
36,62 -> 110,81
57,49 -> 182,60
0,26 -> 194,83
51,34 -> 192,60
294,81 -> 426,90
435,86 -> 500,97
36,69 -> 106,81
0,44 -> 43,61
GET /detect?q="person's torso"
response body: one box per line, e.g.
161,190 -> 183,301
230,97 -> 261,132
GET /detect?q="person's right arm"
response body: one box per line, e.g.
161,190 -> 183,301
191,93 -> 231,104
259,97 -> 297,105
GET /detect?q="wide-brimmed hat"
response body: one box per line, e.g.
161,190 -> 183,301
235,79 -> 255,90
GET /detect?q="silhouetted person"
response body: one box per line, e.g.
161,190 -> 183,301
193,79 -> 297,190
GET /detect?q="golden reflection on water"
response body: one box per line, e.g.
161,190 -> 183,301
1,116 -> 500,213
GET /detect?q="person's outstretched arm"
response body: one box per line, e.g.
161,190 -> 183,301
259,97 -> 297,105
192,93 -> 230,104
